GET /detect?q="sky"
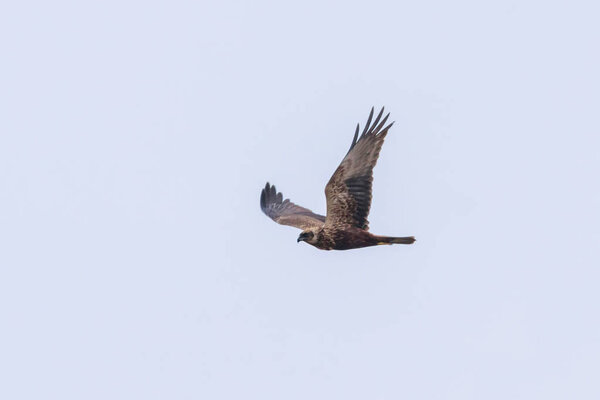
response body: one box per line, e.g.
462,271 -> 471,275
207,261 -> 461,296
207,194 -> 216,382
1,0 -> 599,398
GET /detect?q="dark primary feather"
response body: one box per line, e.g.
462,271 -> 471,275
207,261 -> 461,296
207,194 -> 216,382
260,182 -> 325,230
325,107 -> 394,230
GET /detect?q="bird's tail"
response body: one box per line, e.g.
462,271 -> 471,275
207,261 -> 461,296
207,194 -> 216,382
376,236 -> 416,245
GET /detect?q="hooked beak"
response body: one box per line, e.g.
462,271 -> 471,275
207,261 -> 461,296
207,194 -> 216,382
297,236 -> 304,243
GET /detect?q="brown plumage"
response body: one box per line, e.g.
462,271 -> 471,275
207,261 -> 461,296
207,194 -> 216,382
260,107 -> 415,250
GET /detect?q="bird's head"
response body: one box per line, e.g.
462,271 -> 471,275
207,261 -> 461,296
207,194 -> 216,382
297,229 -> 317,244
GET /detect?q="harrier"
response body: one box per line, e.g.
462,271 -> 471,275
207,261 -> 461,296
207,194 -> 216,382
260,107 -> 415,250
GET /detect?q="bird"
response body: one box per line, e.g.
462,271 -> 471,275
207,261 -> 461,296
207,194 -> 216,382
260,107 -> 415,250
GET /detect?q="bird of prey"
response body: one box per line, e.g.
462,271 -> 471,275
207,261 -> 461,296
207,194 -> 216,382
260,107 -> 415,250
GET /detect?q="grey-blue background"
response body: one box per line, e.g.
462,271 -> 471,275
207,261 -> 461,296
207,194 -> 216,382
2,1 -> 598,398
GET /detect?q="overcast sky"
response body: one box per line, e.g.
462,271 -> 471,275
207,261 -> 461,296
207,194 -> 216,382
1,0 -> 599,399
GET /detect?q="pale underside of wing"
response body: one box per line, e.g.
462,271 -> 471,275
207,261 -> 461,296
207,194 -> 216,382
260,182 -> 326,230
325,107 -> 394,230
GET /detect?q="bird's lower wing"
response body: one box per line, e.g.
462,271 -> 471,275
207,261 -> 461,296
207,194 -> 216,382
260,183 -> 325,230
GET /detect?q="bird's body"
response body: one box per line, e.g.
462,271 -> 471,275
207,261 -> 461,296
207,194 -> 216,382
260,107 -> 415,251
300,226 -> 415,251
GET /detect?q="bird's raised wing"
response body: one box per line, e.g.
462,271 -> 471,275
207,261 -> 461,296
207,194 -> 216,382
260,183 -> 326,230
324,107 -> 393,230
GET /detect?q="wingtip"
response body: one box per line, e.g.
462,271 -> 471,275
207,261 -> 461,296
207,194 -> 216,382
260,187 -> 266,210
361,107 -> 375,137
347,123 -> 360,154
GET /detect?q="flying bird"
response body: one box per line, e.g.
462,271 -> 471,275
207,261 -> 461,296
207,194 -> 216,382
260,107 -> 415,250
